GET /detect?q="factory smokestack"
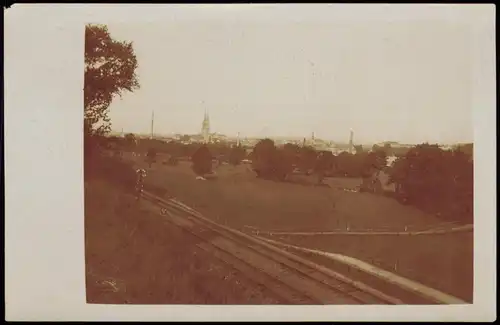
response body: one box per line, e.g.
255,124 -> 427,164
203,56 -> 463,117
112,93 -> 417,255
349,129 -> 354,154
150,110 -> 155,140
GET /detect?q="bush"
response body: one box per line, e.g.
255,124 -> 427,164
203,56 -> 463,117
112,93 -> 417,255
298,146 -> 318,174
146,147 -> 157,166
388,143 -> 473,222
191,145 -> 213,176
334,152 -> 367,177
315,151 -> 335,182
252,139 -> 277,178
273,148 -> 295,181
228,145 -> 246,166
251,139 -> 294,181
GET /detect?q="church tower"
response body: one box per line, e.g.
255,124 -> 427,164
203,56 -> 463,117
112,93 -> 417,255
348,128 -> 354,154
201,109 -> 210,143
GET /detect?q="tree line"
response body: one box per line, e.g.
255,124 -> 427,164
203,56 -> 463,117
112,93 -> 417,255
389,143 -> 473,223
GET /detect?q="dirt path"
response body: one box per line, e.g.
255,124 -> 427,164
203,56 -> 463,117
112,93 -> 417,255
246,224 -> 473,237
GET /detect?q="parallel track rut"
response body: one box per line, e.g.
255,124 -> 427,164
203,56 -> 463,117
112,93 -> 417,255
140,191 -> 404,305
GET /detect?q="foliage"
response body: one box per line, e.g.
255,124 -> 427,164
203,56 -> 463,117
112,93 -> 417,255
124,133 -> 137,150
273,148 -> 295,181
251,139 -> 293,181
333,152 -> 360,177
146,147 -> 157,167
372,143 -> 393,157
365,150 -> 388,172
354,145 -> 364,154
314,151 -> 335,182
391,146 -> 411,157
84,24 -> 140,136
456,143 -> 473,157
252,139 -> 277,178
228,145 -> 246,166
298,146 -> 318,174
388,143 -> 473,222
191,145 -> 213,176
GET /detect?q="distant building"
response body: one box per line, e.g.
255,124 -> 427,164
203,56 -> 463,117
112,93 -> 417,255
386,155 -> 398,167
438,144 -> 454,151
201,110 -> 211,143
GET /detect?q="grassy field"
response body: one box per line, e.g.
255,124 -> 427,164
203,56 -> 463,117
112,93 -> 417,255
134,158 -> 459,232
84,177 -> 283,304
126,155 -> 473,302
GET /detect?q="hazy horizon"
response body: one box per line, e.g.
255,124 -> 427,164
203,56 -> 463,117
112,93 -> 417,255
102,14 -> 474,145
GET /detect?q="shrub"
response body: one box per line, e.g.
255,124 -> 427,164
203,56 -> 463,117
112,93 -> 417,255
334,152 -> 368,177
252,139 -> 277,178
388,143 -> 473,222
146,147 -> 157,166
228,145 -> 246,166
298,146 -> 318,175
191,145 -> 213,176
251,139 -> 294,181
273,148 -> 295,181
315,151 -> 335,182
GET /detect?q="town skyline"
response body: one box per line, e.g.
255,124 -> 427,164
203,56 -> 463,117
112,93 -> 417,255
110,109 -> 470,147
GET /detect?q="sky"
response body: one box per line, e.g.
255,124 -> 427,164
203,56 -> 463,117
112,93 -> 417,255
103,9 -> 474,145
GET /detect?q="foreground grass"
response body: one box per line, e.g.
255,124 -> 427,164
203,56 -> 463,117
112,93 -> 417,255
84,178 -> 282,304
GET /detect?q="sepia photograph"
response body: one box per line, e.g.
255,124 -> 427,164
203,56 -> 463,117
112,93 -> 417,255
83,13 -> 476,306
6,3 -> 496,321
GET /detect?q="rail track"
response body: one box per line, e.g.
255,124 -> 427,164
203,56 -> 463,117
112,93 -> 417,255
139,190 -> 441,305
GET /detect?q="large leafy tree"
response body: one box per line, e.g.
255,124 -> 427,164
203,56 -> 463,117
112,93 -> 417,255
251,139 -> 277,178
387,143 -> 473,221
251,139 -> 293,181
84,24 -> 140,136
228,145 -> 246,166
298,146 -> 318,175
314,151 -> 335,184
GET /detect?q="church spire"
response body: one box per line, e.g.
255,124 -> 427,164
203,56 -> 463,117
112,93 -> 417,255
201,108 -> 210,144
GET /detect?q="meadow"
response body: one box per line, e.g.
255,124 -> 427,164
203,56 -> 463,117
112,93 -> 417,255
128,154 -> 473,302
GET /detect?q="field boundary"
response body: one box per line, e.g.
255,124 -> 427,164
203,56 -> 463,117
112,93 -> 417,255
248,224 -> 473,237
255,236 -> 468,305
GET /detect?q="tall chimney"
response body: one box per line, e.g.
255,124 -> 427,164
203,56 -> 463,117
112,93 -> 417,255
150,110 -> 155,140
349,129 -> 354,154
